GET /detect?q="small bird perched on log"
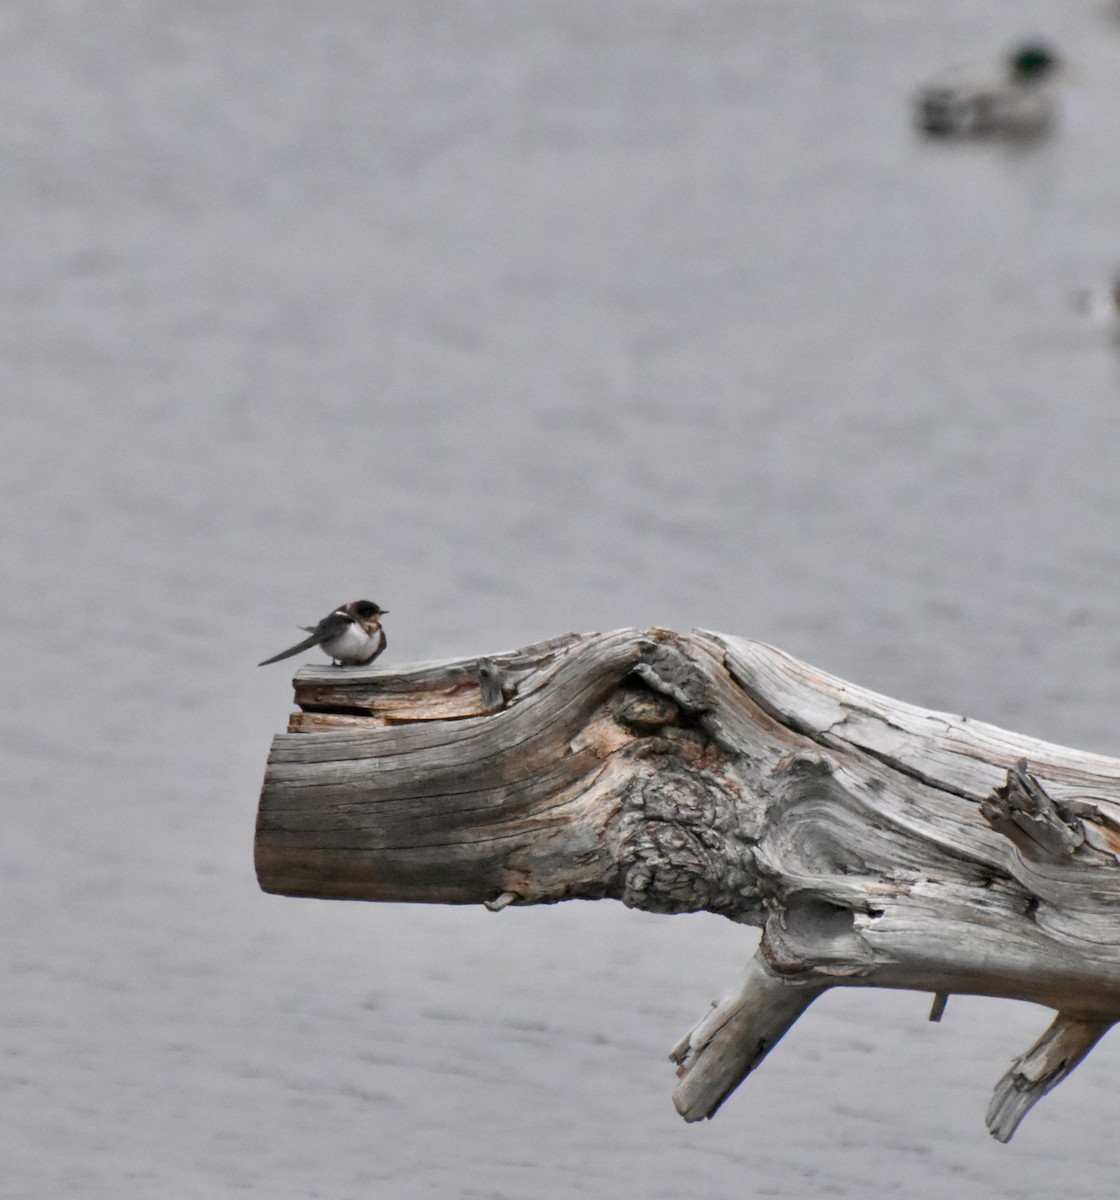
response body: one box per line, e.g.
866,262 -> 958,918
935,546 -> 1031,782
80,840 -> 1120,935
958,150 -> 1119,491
258,600 -> 388,667
914,41 -> 1061,139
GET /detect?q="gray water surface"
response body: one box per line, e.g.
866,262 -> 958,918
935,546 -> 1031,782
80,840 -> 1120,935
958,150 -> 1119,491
5,2 -> 1120,1196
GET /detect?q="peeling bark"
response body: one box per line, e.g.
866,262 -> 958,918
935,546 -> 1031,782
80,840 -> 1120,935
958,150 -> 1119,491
255,628 -> 1120,1139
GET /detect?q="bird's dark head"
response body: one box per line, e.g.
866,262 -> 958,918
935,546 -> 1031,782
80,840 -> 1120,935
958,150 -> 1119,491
352,599 -> 387,620
1009,42 -> 1059,83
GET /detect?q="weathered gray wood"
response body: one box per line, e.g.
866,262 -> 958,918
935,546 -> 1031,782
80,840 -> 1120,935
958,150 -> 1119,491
255,627 -> 1120,1139
986,1012 -> 1114,1142
668,951 -> 828,1121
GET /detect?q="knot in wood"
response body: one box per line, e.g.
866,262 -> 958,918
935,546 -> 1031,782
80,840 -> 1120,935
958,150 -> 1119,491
609,685 -> 680,732
775,751 -> 835,781
615,767 -> 760,918
632,640 -> 712,716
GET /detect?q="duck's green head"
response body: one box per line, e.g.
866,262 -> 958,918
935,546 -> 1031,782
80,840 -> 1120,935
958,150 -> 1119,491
1009,42 -> 1059,82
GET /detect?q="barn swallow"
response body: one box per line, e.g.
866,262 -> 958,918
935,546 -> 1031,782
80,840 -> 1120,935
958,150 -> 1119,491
258,600 -> 388,667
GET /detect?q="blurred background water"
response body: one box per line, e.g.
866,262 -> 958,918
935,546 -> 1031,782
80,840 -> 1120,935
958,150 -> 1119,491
4,1 -> 1120,1196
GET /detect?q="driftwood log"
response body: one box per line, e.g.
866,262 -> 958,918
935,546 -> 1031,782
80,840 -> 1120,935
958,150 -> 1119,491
255,628 -> 1120,1141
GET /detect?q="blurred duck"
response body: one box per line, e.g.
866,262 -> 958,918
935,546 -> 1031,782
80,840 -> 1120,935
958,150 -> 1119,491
915,42 -> 1060,138
1075,277 -> 1120,337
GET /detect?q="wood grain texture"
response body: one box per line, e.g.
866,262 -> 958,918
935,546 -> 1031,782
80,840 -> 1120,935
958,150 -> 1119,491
255,627 -> 1120,1138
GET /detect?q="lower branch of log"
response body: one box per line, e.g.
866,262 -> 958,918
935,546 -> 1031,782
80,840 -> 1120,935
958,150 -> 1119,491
669,950 -> 829,1121
986,1011 -> 1114,1142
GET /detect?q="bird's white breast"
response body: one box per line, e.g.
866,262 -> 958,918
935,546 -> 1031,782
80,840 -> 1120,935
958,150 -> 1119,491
321,621 -> 379,663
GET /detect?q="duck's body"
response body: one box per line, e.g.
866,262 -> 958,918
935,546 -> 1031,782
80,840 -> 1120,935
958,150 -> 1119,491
915,43 -> 1059,139
1077,279 -> 1120,337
